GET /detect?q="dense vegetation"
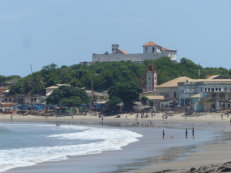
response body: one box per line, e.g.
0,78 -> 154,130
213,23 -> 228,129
0,75 -> 21,85
7,57 -> 231,97
46,86 -> 90,106
108,82 -> 142,110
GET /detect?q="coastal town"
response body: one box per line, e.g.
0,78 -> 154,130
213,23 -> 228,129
2,1 -> 231,173
1,41 -> 231,121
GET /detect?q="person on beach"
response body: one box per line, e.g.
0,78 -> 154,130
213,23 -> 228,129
192,128 -> 195,138
185,128 -> 188,138
162,130 -> 165,139
230,118 -> 231,125
10,115 -> 13,121
221,114 -> 224,120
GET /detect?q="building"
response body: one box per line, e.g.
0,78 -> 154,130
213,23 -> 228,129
178,77 -> 231,112
92,41 -> 177,63
156,76 -> 191,100
0,87 -> 10,102
146,95 -> 164,107
146,64 -> 158,92
46,84 -> 70,97
15,95 -> 45,105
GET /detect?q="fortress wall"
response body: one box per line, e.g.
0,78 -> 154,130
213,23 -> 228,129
92,53 -> 176,62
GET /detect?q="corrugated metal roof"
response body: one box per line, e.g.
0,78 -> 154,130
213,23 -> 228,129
157,76 -> 192,88
146,95 -> 164,100
191,93 -> 200,98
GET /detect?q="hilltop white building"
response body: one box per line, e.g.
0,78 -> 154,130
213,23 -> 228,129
92,41 -> 177,63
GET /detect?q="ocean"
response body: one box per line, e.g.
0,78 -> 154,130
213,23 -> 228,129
0,122 -> 218,173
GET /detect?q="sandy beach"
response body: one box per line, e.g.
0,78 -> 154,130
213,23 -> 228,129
1,112 -> 231,173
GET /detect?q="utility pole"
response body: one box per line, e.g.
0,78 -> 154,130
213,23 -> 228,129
89,72 -> 95,116
30,64 -> 33,74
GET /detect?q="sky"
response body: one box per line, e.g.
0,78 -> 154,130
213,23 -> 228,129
0,0 -> 231,76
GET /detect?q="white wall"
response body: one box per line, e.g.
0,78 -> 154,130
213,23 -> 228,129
92,52 -> 177,62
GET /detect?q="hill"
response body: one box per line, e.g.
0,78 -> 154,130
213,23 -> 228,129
7,57 -> 231,96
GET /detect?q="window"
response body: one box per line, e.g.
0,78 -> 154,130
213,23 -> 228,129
220,93 -> 224,99
205,88 -> 207,92
211,88 -> 214,92
208,88 -> 210,92
152,47 -> 155,53
174,92 -> 177,98
219,88 -> 221,91
216,88 -> 218,91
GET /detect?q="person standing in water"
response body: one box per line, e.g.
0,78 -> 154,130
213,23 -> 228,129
185,128 -> 188,138
162,130 -> 165,139
192,128 -> 195,138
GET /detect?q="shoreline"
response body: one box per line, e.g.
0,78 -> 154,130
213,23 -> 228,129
1,112 -> 231,173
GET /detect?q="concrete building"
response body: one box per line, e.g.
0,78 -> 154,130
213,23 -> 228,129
15,95 -> 45,105
92,41 -> 177,63
156,76 -> 191,100
146,64 -> 158,92
178,77 -> 231,112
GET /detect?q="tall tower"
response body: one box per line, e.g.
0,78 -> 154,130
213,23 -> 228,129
146,64 -> 158,92
112,44 -> 119,54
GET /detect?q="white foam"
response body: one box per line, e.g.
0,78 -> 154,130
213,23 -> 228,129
0,125 -> 142,172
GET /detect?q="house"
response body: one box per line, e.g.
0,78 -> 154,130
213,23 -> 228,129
0,87 -> 9,102
146,95 -> 164,108
15,95 -> 45,105
46,84 -> 70,97
92,41 -> 177,63
85,90 -> 108,103
178,77 -> 231,112
156,76 -> 192,100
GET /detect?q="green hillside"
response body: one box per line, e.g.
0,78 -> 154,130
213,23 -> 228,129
7,57 -> 231,96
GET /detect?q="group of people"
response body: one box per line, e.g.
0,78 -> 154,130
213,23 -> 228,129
162,128 -> 195,139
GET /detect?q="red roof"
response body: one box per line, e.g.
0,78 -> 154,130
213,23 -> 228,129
118,49 -> 128,55
143,41 -> 160,47
143,41 -> 176,52
160,47 -> 169,51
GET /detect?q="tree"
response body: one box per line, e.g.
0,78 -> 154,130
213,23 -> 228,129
141,95 -> 148,105
46,86 -> 90,107
108,82 -> 142,111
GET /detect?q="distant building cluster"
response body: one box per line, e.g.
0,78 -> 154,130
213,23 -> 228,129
154,75 -> 231,112
92,41 -> 177,63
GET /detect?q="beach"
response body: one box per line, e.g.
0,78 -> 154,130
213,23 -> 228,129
1,112 -> 231,173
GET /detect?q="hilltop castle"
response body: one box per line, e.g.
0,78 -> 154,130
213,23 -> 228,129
92,41 -> 177,63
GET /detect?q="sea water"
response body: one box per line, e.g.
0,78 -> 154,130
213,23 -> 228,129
0,122 -> 218,173
0,122 -> 142,172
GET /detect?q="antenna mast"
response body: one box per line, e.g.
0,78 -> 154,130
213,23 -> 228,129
30,64 -> 33,74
